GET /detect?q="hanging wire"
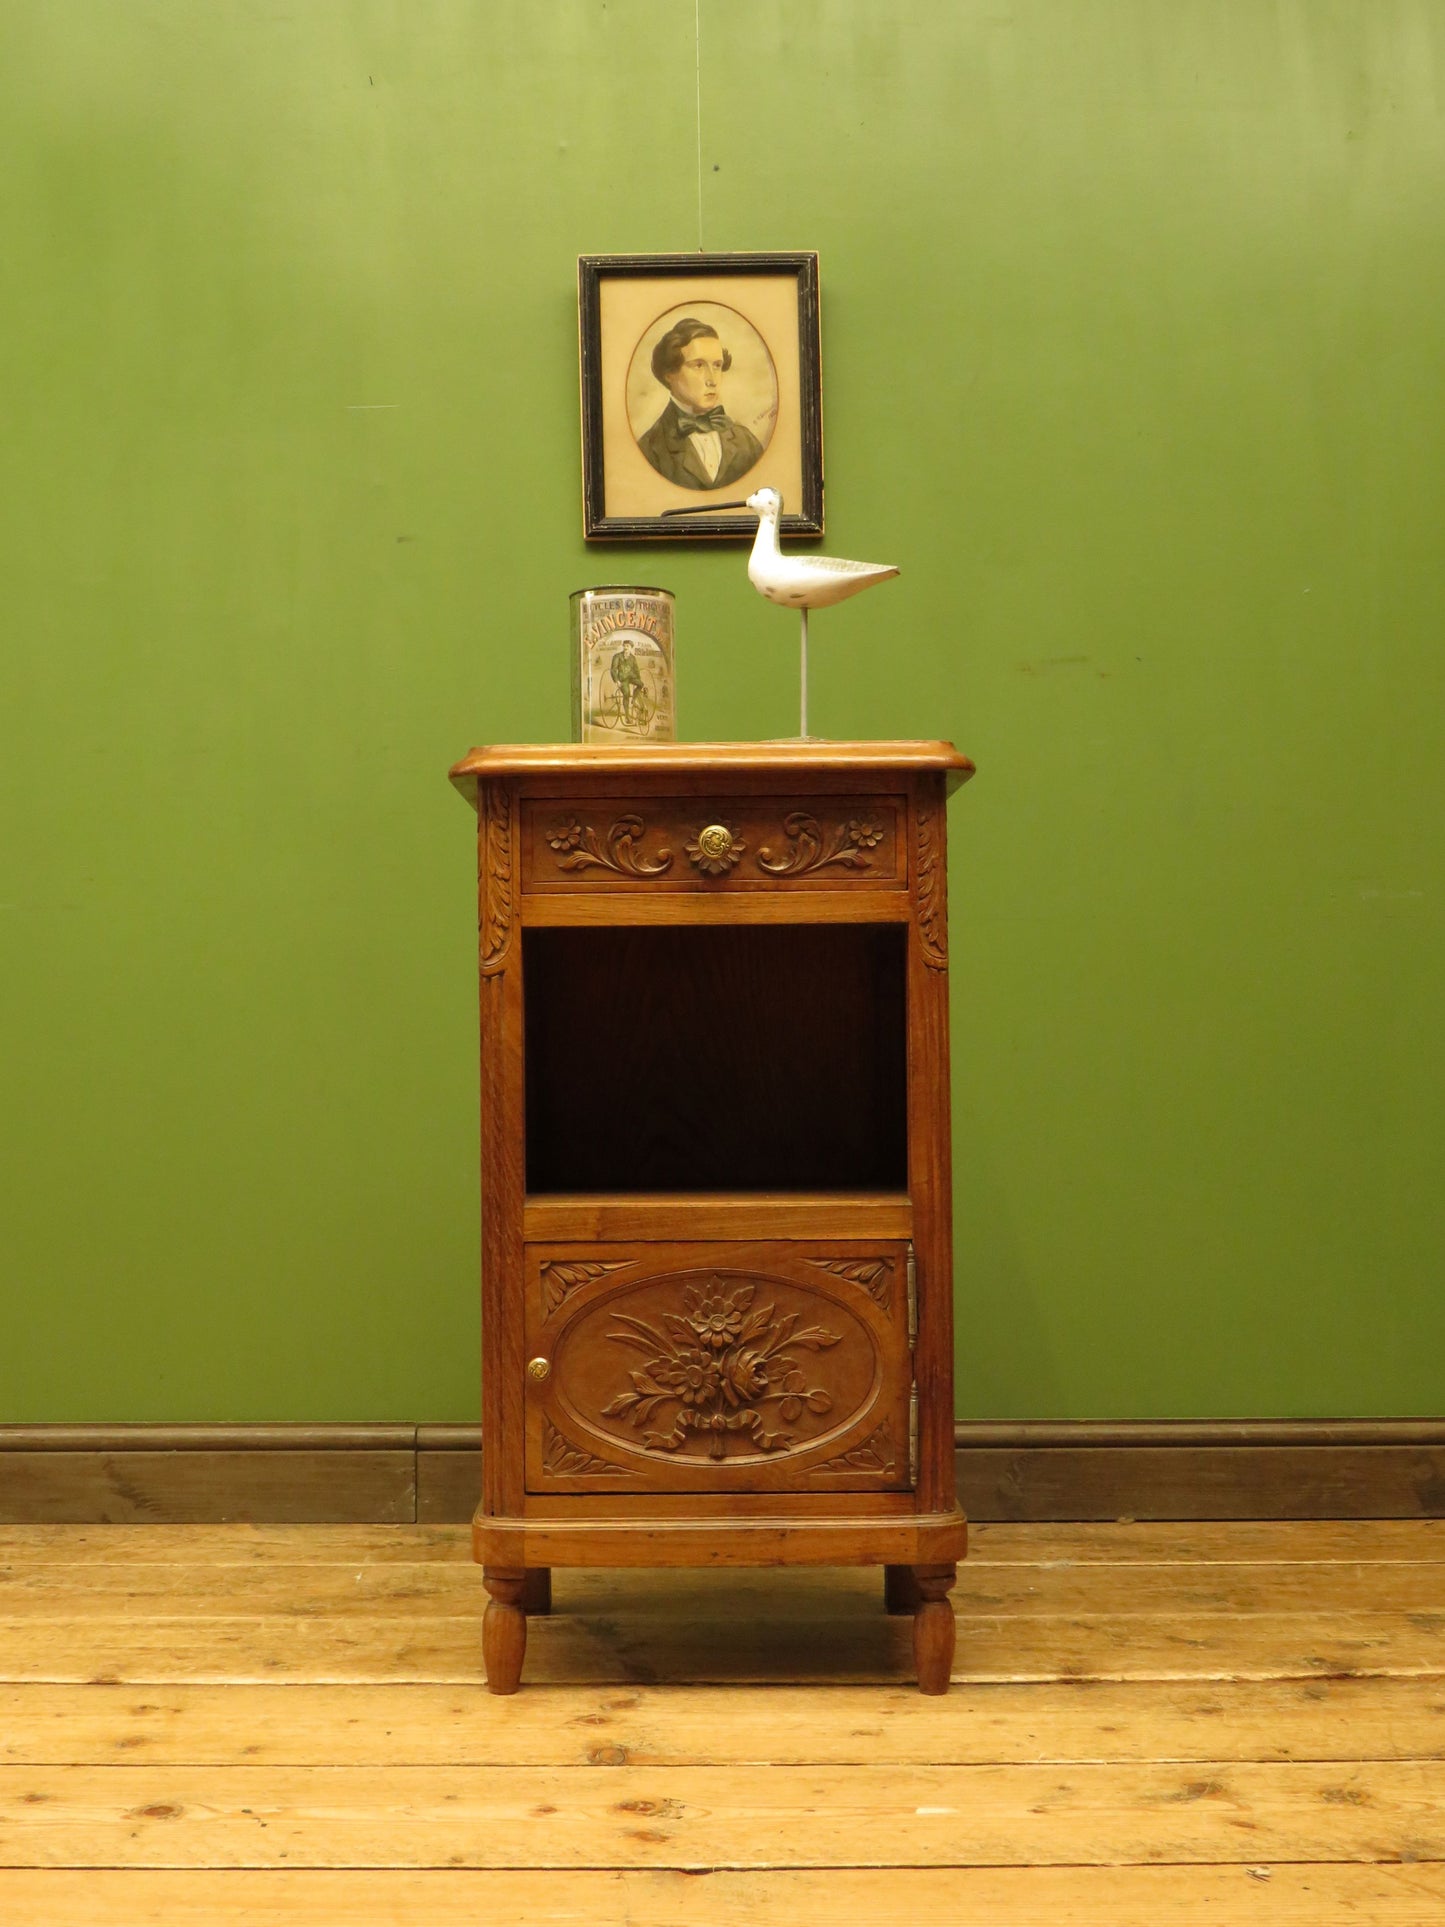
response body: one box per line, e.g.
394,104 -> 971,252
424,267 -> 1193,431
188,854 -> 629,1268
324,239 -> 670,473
695,0 -> 705,248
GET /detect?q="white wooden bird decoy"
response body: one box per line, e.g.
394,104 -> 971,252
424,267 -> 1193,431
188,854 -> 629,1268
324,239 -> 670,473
669,486 -> 900,735
743,486 -> 899,612
744,488 -> 899,737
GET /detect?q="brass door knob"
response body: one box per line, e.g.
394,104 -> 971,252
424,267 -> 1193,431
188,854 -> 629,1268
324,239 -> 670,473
526,1356 -> 550,1383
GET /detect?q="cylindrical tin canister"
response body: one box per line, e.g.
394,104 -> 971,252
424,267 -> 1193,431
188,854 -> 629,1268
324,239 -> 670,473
570,586 -> 675,743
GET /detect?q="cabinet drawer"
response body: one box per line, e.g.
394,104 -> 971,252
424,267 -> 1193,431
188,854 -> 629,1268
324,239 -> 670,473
524,1241 -> 914,1494
521,795 -> 905,891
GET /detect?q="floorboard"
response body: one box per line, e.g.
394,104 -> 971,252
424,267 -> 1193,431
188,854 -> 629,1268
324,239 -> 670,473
3,1675 -> 1441,1767
4,1759 -> 1443,1869
4,1557 -> 1442,1614
4,1865 -> 1445,1927
3,1604 -> 1440,1685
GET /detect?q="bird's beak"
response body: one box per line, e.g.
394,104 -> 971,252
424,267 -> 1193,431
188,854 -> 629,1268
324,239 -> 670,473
660,499 -> 753,516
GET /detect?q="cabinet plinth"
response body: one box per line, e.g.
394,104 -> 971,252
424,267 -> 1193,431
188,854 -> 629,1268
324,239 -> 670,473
451,739 -> 974,1692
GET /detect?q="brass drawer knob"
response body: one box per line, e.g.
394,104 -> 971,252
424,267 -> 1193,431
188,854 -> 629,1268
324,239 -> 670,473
697,823 -> 734,861
687,822 -> 746,875
526,1356 -> 551,1383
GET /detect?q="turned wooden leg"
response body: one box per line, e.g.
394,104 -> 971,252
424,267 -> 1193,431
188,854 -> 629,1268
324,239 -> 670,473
482,1567 -> 528,1694
884,1563 -> 924,1614
520,1567 -> 552,1615
911,1563 -> 957,1695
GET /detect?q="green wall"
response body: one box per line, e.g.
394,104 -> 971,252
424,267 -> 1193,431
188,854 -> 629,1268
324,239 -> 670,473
3,2 -> 1442,1422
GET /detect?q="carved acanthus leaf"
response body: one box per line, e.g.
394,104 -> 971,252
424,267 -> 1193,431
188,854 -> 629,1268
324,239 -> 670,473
539,1259 -> 635,1316
542,1417 -> 625,1478
756,811 -> 887,876
810,1421 -> 896,1476
805,1257 -> 894,1312
546,814 -> 672,877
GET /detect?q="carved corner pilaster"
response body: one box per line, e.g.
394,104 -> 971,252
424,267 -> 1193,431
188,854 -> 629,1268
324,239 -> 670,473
479,780 -> 514,975
915,794 -> 948,970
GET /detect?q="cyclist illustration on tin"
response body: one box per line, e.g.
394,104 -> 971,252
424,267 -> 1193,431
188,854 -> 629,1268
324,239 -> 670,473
595,637 -> 655,734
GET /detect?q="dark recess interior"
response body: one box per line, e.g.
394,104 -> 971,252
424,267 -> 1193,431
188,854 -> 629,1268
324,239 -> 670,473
524,923 -> 908,1193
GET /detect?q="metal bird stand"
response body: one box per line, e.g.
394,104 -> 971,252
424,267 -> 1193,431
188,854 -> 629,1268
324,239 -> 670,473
664,495 -> 819,738
799,608 -> 810,739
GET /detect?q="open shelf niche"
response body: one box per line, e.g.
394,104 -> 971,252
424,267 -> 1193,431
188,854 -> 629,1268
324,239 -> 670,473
523,922 -> 909,1196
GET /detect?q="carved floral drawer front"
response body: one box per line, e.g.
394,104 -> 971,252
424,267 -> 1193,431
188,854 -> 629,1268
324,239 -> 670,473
521,795 -> 904,890
523,1243 -> 913,1494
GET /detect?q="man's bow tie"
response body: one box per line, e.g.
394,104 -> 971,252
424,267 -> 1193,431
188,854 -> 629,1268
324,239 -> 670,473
678,408 -> 726,435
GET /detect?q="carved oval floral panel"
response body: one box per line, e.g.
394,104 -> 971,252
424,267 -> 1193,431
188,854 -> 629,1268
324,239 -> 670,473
538,1266 -> 898,1487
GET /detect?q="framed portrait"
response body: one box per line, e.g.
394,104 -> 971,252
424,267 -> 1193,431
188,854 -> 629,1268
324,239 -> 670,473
579,251 -> 823,541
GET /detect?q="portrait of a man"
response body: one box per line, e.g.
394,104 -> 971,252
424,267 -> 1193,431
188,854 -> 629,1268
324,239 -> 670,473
579,252 -> 821,538
635,316 -> 766,492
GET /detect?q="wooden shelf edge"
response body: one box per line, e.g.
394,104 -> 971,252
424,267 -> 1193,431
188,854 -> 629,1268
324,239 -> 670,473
522,1192 -> 914,1242
472,1508 -> 969,1569
518,890 -> 914,927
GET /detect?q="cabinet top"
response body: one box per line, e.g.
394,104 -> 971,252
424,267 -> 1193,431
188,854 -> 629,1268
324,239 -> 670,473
449,739 -> 975,804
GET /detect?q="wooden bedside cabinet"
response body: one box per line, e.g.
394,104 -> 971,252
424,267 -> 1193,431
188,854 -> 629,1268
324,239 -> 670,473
448,740 -> 974,1692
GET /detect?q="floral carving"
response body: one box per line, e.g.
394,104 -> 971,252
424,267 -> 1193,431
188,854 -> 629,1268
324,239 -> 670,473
806,1256 -> 894,1313
479,782 -> 513,974
915,797 -> 948,968
602,1277 -> 841,1460
686,823 -> 745,874
756,811 -> 888,876
542,1417 -> 625,1478
810,1422 -> 896,1476
546,815 -> 672,876
539,1259 -> 635,1316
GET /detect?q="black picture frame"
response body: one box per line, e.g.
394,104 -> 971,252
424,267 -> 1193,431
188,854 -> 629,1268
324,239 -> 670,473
579,251 -> 823,541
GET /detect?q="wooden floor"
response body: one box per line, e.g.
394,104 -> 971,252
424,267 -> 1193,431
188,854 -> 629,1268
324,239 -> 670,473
1,1520 -> 1442,1923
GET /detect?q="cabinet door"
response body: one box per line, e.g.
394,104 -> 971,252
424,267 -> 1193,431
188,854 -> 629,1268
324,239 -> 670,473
524,1242 -> 913,1494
